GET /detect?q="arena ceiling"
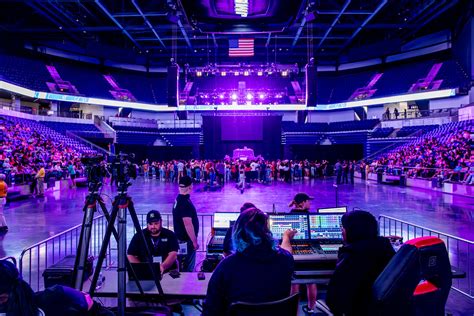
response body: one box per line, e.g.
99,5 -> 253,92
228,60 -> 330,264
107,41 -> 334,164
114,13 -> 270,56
0,0 -> 471,65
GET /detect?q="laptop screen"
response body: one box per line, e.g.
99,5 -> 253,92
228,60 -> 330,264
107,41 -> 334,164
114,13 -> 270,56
213,212 -> 240,229
309,214 -> 343,240
317,206 -> 347,214
268,214 -> 309,240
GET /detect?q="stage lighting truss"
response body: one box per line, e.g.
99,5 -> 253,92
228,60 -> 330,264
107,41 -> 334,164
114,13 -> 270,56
188,63 -> 299,78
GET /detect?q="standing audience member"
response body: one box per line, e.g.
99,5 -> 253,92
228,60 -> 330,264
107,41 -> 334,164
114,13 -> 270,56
35,165 -> 45,197
172,176 -> 199,272
0,174 -> 7,232
203,208 -> 295,316
326,210 -> 395,316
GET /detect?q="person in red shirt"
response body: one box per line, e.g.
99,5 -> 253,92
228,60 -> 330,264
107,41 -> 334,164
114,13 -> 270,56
0,174 -> 8,232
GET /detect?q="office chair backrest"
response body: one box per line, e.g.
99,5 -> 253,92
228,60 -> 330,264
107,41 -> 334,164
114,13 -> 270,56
372,244 -> 421,316
229,293 -> 299,316
406,237 -> 452,316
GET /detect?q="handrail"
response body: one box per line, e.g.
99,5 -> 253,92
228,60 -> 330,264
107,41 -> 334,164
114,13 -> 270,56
65,131 -> 111,156
379,215 -> 474,244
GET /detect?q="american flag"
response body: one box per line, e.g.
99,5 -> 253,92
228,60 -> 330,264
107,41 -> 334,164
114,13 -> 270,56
229,38 -> 254,57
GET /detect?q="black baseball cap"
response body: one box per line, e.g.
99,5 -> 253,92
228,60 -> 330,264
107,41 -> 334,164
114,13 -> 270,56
179,175 -> 193,188
293,193 -> 314,204
147,210 -> 162,223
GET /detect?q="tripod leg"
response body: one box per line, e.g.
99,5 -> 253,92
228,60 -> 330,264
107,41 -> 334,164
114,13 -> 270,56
73,201 -> 96,290
89,203 -> 119,296
117,203 -> 128,316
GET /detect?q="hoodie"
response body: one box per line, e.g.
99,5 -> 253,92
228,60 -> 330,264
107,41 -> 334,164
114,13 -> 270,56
326,236 -> 395,316
202,244 -> 294,316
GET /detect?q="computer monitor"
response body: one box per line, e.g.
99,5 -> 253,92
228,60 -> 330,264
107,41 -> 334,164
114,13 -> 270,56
309,214 -> 343,240
213,212 -> 240,229
268,214 -> 309,240
317,206 -> 347,214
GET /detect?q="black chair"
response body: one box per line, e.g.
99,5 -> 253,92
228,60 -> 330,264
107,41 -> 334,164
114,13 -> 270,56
372,243 -> 421,316
228,293 -> 299,316
407,237 -> 452,316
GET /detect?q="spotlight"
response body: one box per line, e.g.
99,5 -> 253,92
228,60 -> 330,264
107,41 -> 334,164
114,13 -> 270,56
246,93 -> 253,100
219,94 -> 225,99
196,71 -> 202,77
257,71 -> 263,76
259,93 -> 265,100
231,93 -> 238,100
244,71 -> 249,76
221,71 -> 226,76
234,71 -> 240,76
281,71 -> 288,77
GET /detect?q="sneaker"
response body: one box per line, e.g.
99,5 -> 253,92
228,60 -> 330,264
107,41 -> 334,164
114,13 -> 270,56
302,305 -> 317,315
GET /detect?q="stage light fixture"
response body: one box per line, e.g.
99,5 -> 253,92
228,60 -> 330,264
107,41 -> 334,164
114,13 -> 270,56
244,71 -> 249,76
257,71 -> 263,76
219,94 -> 225,99
281,71 -> 288,77
221,71 -> 226,76
259,93 -> 265,100
197,71 -> 202,77
231,93 -> 238,100
246,93 -> 253,100
234,71 -> 240,76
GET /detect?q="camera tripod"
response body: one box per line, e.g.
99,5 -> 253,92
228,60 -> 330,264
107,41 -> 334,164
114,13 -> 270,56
73,180 -> 164,315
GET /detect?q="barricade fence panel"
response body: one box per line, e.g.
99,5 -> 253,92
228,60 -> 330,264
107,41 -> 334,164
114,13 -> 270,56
20,213 -> 214,292
379,215 -> 473,299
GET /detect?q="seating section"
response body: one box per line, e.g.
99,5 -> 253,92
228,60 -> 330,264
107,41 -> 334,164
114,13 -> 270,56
375,120 -> 473,177
0,52 -> 469,105
40,121 -> 103,138
396,125 -> 438,137
327,119 -> 379,132
52,60 -> 112,99
0,53 -> 51,91
371,127 -> 394,138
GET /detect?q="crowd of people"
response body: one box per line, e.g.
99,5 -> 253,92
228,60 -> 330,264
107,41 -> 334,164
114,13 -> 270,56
374,129 -> 473,183
0,118 -> 88,191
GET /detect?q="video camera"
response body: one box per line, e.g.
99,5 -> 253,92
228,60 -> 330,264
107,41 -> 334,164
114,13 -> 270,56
112,152 -> 137,189
81,154 -> 107,188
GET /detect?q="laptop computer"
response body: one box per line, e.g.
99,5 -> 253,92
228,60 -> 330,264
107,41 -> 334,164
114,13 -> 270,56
317,206 -> 347,214
127,262 -> 161,281
213,212 -> 240,229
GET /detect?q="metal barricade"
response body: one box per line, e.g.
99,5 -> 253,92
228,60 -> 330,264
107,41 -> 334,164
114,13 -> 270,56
379,214 -> 474,299
19,213 -> 214,292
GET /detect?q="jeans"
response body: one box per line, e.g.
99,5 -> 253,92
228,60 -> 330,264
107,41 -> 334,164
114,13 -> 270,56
179,240 -> 196,272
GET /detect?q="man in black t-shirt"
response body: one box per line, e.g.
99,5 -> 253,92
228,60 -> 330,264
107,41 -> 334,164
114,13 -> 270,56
127,210 -> 179,274
172,176 -> 199,272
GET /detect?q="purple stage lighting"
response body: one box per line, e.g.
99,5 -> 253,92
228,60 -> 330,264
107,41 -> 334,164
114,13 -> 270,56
219,94 -> 225,99
231,93 -> 238,100
259,93 -> 265,100
246,93 -> 253,100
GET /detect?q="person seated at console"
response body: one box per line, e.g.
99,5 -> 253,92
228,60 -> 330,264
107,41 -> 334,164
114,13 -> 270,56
222,202 -> 256,257
203,207 -> 295,316
127,210 -> 179,274
288,193 -> 318,315
325,210 -> 395,316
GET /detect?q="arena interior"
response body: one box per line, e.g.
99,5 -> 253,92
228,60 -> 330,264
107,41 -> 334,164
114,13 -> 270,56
0,0 -> 473,315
